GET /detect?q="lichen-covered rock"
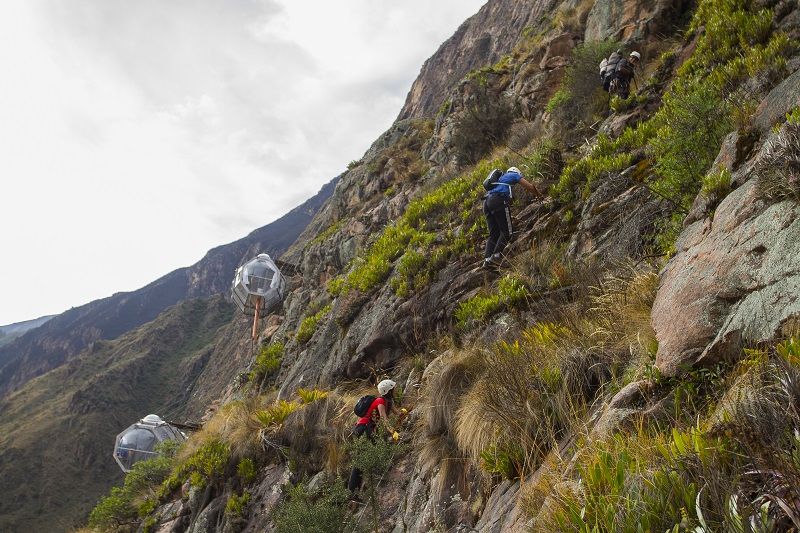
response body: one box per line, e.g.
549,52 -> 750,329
585,0 -> 690,42
652,178 -> 800,376
566,165 -> 666,261
473,479 -> 529,532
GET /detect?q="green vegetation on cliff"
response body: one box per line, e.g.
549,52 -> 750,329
80,0 -> 800,530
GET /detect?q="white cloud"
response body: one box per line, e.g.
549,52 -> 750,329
0,0 -> 486,325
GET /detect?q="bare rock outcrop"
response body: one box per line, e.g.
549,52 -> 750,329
585,0 -> 692,42
398,0 -> 561,120
566,162 -> 667,261
652,176 -> 800,376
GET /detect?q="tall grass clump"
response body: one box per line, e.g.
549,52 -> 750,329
756,119 -> 800,202
416,346 -> 487,480
452,323 -> 605,479
527,337 -> 800,532
587,266 -> 660,376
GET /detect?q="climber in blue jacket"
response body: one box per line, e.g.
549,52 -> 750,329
483,166 -> 543,270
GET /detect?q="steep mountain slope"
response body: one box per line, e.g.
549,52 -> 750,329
0,315 -> 54,349
5,0 -> 800,530
398,0 -> 561,120
120,0 -> 797,528
0,177 -> 337,400
0,295 -> 243,533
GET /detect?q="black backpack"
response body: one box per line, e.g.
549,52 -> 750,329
483,169 -> 503,191
354,395 -> 377,417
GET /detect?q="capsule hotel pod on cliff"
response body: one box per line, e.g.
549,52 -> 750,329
113,414 -> 186,473
231,253 -> 287,340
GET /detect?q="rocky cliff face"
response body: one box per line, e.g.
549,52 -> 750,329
652,95 -> 800,375
5,0 -> 800,530
398,0 -> 562,120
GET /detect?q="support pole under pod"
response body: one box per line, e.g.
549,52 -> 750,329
252,296 -> 262,342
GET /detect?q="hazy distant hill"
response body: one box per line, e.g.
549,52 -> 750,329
0,315 -> 54,349
0,315 -> 55,334
0,176 -> 338,399
0,295 -> 242,533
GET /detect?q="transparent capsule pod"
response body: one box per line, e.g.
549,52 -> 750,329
231,254 -> 287,316
113,414 -> 186,473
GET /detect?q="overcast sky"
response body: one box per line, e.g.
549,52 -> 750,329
0,0 -> 487,326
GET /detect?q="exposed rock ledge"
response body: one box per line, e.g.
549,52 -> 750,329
652,176 -> 800,376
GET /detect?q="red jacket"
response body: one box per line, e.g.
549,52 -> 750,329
357,397 -> 386,426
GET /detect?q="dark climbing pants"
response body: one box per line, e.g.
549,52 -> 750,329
611,78 -> 630,99
483,194 -> 513,259
347,423 -> 374,493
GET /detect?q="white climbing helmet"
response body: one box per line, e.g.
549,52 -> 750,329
630,51 -> 641,60
378,379 -> 396,396
507,166 -> 521,174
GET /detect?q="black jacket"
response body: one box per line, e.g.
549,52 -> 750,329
614,59 -> 635,83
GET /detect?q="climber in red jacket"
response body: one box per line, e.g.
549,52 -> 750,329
347,379 -> 404,497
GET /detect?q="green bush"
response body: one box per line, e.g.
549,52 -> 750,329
346,432 -> 401,486
179,437 -> 231,490
455,275 -> 531,328
248,342 -> 284,385
649,80 -> 731,214
548,39 -> 621,142
271,481 -> 354,533
225,492 -> 252,531
346,431 -> 409,529
451,82 -> 516,166
88,441 -> 179,531
88,487 -> 138,531
296,305 -> 332,344
237,458 -> 257,485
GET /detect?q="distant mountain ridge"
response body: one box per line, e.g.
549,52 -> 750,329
0,315 -> 55,334
0,316 -> 55,350
0,176 -> 338,399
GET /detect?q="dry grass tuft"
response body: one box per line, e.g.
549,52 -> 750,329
277,394 -> 350,477
417,347 -> 485,475
178,395 -> 272,464
453,323 -> 603,477
588,265 -> 659,358
510,239 -> 573,293
756,121 -> 800,202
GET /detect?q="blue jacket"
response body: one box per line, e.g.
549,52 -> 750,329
486,171 -> 522,199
